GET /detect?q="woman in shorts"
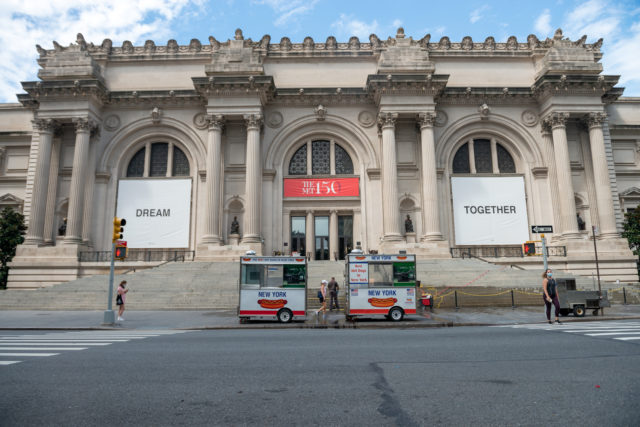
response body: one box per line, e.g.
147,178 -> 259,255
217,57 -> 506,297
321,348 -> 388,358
316,280 -> 327,315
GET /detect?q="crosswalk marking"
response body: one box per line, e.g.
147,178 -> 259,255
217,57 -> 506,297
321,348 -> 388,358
498,321 -> 640,344
0,330 -> 190,366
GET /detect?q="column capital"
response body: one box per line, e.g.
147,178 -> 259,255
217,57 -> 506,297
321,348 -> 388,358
585,112 -> 608,129
543,112 -> 569,130
32,118 -> 58,134
377,112 -> 398,130
417,112 -> 437,129
243,114 -> 263,130
540,120 -> 553,137
73,117 -> 97,133
206,114 -> 225,131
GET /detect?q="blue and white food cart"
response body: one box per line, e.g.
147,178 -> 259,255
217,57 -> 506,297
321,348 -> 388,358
345,253 -> 418,322
238,255 -> 308,323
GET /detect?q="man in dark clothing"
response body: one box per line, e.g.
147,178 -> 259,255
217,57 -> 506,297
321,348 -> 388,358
327,277 -> 340,311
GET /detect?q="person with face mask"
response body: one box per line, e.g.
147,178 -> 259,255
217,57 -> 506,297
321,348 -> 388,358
542,269 -> 561,324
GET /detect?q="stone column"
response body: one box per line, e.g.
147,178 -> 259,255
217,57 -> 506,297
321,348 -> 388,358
24,119 -> 56,245
242,114 -> 263,244
329,210 -> 338,260
418,112 -> 443,241
541,122 -> 562,234
43,138 -> 61,245
306,210 -> 314,260
282,210 -> 291,254
379,112 -> 402,241
64,118 -> 93,244
82,127 -> 100,245
202,115 -> 224,244
586,112 -> 618,238
546,112 -> 580,239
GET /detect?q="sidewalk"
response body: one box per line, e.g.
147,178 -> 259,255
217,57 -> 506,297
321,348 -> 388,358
1,305 -> 640,330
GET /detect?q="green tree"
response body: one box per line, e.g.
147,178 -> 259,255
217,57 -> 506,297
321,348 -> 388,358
0,207 -> 26,288
622,207 -> 640,258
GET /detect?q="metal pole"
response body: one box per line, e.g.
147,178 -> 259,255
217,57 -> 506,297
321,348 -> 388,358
454,290 -> 459,309
511,289 -> 515,309
541,234 -> 548,271
592,225 -> 603,315
103,242 -> 116,325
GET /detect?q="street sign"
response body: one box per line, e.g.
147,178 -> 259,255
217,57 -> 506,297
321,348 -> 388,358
531,225 -> 553,233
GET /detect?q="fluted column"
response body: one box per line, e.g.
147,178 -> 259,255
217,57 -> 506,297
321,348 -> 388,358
586,112 -> 618,238
418,112 -> 443,241
329,210 -> 338,260
379,112 -> 402,241
202,115 -> 224,244
541,122 -> 561,233
242,114 -> 263,244
82,127 -> 100,245
43,138 -> 61,245
546,112 -> 580,239
24,119 -> 56,245
306,210 -> 314,259
64,118 -> 93,244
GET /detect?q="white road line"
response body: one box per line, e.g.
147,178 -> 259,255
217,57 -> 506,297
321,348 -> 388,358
562,329 -> 640,333
0,353 -> 59,357
585,332 -> 640,336
615,337 -> 640,341
0,347 -> 87,351
0,342 -> 111,346
0,339 -> 129,342
0,361 -> 20,365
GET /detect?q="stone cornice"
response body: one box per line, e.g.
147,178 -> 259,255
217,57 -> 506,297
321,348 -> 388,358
19,79 -> 109,108
192,75 -> 274,104
270,87 -> 372,106
532,74 -> 622,103
367,74 -> 448,104
33,29 -> 603,61
437,86 -> 535,105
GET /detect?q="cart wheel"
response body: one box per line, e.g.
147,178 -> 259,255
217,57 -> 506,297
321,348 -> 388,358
277,308 -> 293,323
592,309 -> 599,316
573,305 -> 586,317
389,307 -> 404,322
559,309 -> 569,317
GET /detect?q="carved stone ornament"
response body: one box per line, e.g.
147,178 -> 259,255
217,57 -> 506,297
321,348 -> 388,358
193,113 -> 208,130
478,103 -> 490,118
73,117 -> 93,132
104,114 -> 121,131
244,114 -> 263,130
434,110 -> 448,127
314,105 -> 327,121
418,112 -> 437,128
521,110 -> 539,127
32,118 -> 57,133
358,111 -> 376,128
151,107 -> 162,123
266,111 -> 283,128
378,112 -> 398,129
544,112 -> 570,129
206,114 -> 225,131
586,112 -> 607,129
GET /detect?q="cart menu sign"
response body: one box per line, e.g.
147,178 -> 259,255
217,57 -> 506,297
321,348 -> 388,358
284,177 -> 359,197
349,262 -> 369,284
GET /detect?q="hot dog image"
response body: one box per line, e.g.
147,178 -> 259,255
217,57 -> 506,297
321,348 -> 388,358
368,297 -> 397,307
258,299 -> 287,309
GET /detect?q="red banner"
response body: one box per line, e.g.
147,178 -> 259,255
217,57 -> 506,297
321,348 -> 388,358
284,177 -> 359,197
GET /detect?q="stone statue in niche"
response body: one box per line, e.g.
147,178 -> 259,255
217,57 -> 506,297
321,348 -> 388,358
230,216 -> 240,234
404,214 -> 414,233
58,218 -> 67,236
577,213 -> 586,231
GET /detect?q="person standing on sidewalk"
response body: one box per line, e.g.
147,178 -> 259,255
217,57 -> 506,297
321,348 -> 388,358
116,280 -> 129,321
316,280 -> 327,315
542,269 -> 561,324
328,276 -> 340,311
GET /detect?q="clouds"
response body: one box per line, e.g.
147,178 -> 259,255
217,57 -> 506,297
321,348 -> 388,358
331,14 -> 379,40
253,0 -> 319,27
0,0 -> 198,102
470,5 -> 489,24
534,9 -> 552,35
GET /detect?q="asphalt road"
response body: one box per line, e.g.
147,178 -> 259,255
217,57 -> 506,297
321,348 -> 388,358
1,322 -> 639,426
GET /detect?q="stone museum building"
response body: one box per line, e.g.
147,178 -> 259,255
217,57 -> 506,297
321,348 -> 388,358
0,28 -> 639,287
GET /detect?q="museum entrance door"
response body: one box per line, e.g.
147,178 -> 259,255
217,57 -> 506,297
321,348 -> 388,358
314,216 -> 329,260
338,215 -> 353,260
290,216 -> 306,256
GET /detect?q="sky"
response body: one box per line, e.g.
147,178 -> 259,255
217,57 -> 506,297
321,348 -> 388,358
1,0 -> 640,103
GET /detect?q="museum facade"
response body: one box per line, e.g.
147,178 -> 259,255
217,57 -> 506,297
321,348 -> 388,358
1,28 -> 639,287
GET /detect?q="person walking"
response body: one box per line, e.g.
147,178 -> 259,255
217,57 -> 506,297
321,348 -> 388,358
116,280 -> 129,321
328,276 -> 340,311
542,269 -> 561,324
316,280 -> 327,315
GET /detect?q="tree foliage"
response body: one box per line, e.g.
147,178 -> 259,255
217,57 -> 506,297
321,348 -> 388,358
622,207 -> 640,258
0,207 -> 26,288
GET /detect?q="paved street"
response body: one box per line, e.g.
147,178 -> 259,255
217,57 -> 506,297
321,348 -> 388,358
1,322 -> 639,426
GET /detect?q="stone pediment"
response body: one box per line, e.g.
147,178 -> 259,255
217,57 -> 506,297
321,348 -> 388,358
37,34 -> 103,82
0,193 -> 24,212
377,28 -> 434,74
206,29 -> 264,76
620,187 -> 640,197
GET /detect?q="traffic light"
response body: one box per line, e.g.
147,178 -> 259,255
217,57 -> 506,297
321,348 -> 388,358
114,244 -> 127,260
523,242 -> 536,256
112,217 -> 126,243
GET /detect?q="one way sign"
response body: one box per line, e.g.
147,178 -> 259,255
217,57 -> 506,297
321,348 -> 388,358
531,225 -> 553,233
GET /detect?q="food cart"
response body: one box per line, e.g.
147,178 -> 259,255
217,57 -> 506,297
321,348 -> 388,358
238,255 -> 308,323
345,253 -> 418,321
556,278 -> 610,317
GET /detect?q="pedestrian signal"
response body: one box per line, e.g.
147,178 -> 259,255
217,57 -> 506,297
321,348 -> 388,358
523,242 -> 536,256
112,217 -> 126,243
114,245 -> 127,260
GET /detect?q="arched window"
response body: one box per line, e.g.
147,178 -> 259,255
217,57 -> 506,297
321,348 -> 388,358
452,139 -> 515,174
126,142 -> 190,177
287,140 -> 354,176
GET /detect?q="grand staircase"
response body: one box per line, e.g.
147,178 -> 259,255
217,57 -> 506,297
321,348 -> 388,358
0,258 -> 635,311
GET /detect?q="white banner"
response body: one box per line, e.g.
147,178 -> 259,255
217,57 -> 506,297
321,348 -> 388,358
451,176 -> 529,245
116,179 -> 191,248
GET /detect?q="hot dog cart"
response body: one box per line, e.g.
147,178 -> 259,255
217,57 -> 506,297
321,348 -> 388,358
345,253 -> 418,321
238,255 -> 308,323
